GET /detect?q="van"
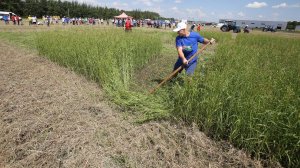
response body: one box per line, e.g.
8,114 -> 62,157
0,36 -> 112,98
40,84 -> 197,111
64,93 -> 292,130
0,11 -> 16,20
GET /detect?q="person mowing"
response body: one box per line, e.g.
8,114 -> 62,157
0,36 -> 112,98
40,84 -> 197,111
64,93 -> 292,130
173,22 -> 212,76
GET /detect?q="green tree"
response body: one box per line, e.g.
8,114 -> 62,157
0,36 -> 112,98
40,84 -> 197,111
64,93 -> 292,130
1,0 -> 165,19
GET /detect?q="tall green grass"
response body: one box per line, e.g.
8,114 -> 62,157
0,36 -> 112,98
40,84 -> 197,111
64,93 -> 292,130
35,28 -> 170,120
172,33 -> 300,167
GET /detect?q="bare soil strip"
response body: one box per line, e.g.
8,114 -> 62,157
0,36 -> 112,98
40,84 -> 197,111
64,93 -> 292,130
0,41 -> 263,167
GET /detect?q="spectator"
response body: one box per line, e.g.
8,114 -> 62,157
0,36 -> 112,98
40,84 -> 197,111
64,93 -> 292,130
12,15 -> 16,25
3,15 -> 9,25
190,22 -> 196,32
19,16 -> 23,25
124,18 -> 132,32
32,16 -> 37,25
28,15 -> 32,25
47,15 -> 50,27
197,24 -> 201,32
62,16 -> 65,25
16,15 -> 20,25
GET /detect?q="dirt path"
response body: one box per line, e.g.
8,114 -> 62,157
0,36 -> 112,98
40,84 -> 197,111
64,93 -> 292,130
0,41 -> 263,167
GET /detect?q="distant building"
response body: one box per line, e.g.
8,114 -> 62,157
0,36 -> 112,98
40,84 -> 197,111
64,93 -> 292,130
295,25 -> 300,31
219,19 -> 288,30
187,20 -> 217,26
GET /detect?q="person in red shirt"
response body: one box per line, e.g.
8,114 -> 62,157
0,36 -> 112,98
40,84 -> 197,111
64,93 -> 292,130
16,16 -> 20,25
197,24 -> 201,32
124,18 -> 132,32
11,15 -> 16,25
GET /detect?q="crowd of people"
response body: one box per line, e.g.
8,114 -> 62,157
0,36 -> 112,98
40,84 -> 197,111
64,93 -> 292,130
2,14 -> 193,31
2,14 -> 23,25
2,15 -> 206,34
189,22 -> 202,32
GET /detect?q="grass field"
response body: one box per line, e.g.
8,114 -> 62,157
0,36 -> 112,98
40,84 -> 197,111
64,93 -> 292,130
171,33 -> 300,167
0,23 -> 299,167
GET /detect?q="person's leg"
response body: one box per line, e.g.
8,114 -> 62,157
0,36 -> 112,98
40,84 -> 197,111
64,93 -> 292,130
173,58 -> 183,72
169,58 -> 181,82
185,61 -> 197,75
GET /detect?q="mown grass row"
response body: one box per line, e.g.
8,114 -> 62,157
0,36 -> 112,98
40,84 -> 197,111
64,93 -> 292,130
171,33 -> 300,167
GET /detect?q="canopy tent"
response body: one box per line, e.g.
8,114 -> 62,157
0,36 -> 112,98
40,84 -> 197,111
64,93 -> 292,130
114,12 -> 133,19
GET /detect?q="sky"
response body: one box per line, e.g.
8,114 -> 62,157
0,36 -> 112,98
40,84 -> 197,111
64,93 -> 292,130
63,0 -> 300,22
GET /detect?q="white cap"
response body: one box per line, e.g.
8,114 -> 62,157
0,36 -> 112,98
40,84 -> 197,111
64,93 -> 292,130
173,22 -> 187,32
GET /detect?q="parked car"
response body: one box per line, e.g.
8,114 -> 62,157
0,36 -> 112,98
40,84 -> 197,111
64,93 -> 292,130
262,26 -> 276,32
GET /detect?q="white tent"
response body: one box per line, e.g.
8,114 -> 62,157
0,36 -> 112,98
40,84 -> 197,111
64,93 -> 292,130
114,12 -> 133,19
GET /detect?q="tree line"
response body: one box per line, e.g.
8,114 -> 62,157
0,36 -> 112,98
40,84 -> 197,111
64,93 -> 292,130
0,0 -> 173,20
287,21 -> 300,30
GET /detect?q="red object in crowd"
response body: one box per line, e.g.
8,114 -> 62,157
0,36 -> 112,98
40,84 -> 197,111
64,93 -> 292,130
197,24 -> 201,31
125,19 -> 132,30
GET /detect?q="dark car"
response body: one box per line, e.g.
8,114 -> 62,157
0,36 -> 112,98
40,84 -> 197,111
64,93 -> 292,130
262,26 -> 276,32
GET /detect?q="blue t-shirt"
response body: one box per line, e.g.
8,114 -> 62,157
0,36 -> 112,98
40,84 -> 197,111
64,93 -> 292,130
3,15 -> 8,21
175,32 -> 204,63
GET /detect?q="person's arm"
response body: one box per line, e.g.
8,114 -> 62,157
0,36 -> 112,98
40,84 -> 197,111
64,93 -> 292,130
203,38 -> 212,45
197,33 -> 213,45
176,47 -> 188,65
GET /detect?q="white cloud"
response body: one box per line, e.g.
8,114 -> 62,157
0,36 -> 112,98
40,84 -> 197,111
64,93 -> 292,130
174,0 -> 182,3
246,2 -> 267,8
272,3 -> 287,8
272,3 -> 300,8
